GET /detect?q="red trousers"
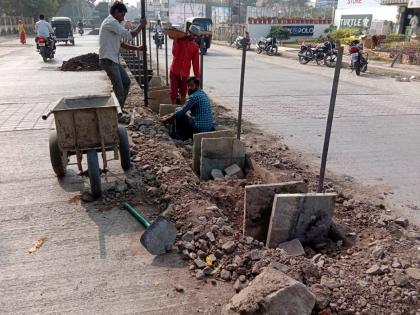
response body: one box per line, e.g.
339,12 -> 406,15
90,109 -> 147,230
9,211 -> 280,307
20,32 -> 26,44
169,71 -> 187,102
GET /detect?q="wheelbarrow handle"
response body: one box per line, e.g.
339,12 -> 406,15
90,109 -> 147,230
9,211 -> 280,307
42,110 -> 53,120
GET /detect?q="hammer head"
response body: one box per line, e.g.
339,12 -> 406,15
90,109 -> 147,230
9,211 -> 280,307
140,216 -> 177,255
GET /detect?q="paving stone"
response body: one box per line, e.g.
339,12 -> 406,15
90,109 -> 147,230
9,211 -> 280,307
148,88 -> 170,113
200,137 -> 246,180
277,238 -> 305,256
224,164 -> 244,179
210,169 -> 225,181
243,182 -> 308,242
266,193 -> 336,247
192,130 -> 235,175
159,104 -> 177,117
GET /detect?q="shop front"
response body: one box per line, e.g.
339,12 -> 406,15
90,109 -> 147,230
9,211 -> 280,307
381,0 -> 420,34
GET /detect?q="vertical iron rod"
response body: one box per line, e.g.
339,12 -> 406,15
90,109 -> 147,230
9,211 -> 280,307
156,36 -> 160,77
136,34 -> 141,85
236,38 -> 247,140
141,0 -> 149,106
165,33 -> 169,86
148,27 -> 152,69
200,36 -> 204,88
317,46 -> 344,193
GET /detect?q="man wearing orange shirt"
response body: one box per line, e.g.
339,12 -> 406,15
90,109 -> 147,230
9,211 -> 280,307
169,25 -> 201,105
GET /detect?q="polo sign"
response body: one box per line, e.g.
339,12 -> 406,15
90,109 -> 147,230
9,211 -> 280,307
340,14 -> 373,29
284,25 -> 314,36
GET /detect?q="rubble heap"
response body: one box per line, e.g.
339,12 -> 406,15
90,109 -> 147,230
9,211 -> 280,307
60,53 -> 101,71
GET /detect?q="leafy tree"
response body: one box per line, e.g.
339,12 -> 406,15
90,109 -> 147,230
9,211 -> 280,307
0,0 -> 66,19
269,26 -> 290,40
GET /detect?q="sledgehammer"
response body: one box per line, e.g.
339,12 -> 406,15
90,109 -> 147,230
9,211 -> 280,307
123,203 -> 177,255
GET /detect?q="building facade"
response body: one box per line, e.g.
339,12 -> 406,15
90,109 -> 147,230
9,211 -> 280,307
381,0 -> 420,34
315,0 -> 338,9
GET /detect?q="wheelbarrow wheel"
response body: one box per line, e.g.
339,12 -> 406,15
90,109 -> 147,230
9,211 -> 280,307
118,126 -> 131,170
49,131 -> 66,177
87,149 -> 102,198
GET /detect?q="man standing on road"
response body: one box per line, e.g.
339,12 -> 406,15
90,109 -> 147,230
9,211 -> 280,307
161,77 -> 214,140
99,1 -> 146,111
168,25 -> 201,105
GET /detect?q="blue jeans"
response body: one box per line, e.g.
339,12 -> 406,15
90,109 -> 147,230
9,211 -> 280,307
100,59 -> 131,109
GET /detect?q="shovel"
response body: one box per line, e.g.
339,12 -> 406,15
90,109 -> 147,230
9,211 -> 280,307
123,203 -> 177,255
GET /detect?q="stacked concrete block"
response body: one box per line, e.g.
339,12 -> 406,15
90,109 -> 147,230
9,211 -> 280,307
224,164 -> 244,179
159,104 -> 177,117
148,88 -> 171,113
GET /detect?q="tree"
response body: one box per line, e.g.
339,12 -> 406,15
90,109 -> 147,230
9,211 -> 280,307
0,0 -> 67,19
269,26 -> 290,40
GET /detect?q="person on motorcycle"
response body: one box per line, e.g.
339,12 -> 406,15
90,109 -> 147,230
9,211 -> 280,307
168,25 -> 201,105
154,19 -> 163,49
99,1 -> 147,111
35,15 -> 54,50
78,20 -> 84,30
155,19 -> 163,33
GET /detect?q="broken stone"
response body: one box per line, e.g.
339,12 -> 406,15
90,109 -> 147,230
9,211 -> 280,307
194,258 -> 207,269
197,250 -> 207,259
222,268 -> 316,315
371,246 -> 385,260
310,284 -> 331,309
214,249 -> 224,259
245,236 -> 254,245
395,217 -> 409,228
206,231 -> 216,243
203,266 -> 213,275
320,276 -> 340,289
195,269 -> 205,280
366,264 -> 381,275
221,225 -> 235,236
233,278 -> 249,292
182,241 -> 195,251
182,231 -> 194,242
198,239 -> 209,252
394,271 -> 409,287
270,261 -> 290,273
211,225 -> 220,234
250,249 -> 262,261
222,241 -> 236,254
277,238 -> 305,257
224,164 -> 244,179
221,269 -> 232,281
211,169 -> 225,181
406,268 -> 420,280
114,181 -> 128,193
392,258 -> 402,269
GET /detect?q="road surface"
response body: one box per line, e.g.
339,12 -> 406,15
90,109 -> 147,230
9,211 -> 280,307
0,35 -> 230,314
154,39 -> 420,225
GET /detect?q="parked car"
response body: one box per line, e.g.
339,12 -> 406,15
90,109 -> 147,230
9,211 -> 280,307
51,17 -> 75,45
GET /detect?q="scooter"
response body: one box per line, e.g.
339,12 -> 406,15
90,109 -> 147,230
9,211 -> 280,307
79,27 -> 84,36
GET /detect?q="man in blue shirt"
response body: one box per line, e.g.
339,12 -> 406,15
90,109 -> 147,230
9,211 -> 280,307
161,77 -> 214,140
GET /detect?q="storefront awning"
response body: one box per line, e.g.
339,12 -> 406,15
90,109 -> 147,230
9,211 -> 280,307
380,0 -> 408,5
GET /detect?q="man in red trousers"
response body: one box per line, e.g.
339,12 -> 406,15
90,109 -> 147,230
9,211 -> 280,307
169,25 -> 201,105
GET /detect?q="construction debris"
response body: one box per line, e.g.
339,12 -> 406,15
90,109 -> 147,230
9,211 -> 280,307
60,53 -> 101,71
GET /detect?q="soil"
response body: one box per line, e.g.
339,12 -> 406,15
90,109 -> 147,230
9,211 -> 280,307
60,53 -> 101,71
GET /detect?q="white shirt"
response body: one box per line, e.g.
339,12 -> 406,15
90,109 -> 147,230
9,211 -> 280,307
99,15 -> 133,64
155,24 -> 163,33
35,20 -> 54,38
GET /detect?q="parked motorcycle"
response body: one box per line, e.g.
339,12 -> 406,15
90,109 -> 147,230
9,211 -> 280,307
37,36 -> 56,62
256,37 -> 278,56
298,40 -> 337,67
348,40 -> 368,76
234,36 -> 251,50
153,32 -> 164,49
79,27 -> 84,36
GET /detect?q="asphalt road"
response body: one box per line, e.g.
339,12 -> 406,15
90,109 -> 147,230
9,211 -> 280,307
154,39 -> 420,225
0,35 -> 230,314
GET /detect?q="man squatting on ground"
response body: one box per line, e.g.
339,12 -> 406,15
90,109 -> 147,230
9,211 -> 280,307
99,1 -> 146,111
168,25 -> 201,105
161,76 -> 214,140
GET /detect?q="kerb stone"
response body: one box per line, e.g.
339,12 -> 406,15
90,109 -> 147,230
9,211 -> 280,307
243,182 -> 308,242
200,137 -> 246,180
159,104 -> 177,117
148,88 -> 171,113
192,130 -> 235,175
267,193 -> 336,248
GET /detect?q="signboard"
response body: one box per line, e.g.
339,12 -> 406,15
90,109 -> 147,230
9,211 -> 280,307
338,0 -> 380,9
380,0 -> 409,4
284,25 -> 314,37
409,0 -> 420,8
340,14 -> 372,28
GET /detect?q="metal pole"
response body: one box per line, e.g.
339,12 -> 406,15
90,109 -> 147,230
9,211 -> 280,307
156,36 -> 160,77
136,34 -> 141,84
165,33 -> 169,86
236,38 -> 247,140
141,0 -> 149,106
148,27 -> 153,70
200,36 -> 204,88
317,46 -> 344,193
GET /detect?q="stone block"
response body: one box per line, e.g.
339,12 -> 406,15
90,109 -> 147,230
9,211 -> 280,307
200,137 -> 246,180
148,88 -> 170,113
159,104 -> 177,117
210,169 -> 225,181
277,238 -> 305,256
222,267 -> 316,315
267,193 -> 336,248
243,182 -> 308,242
192,130 -> 235,175
224,164 -> 244,179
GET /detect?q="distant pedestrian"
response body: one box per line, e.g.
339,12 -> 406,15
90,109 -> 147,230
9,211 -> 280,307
168,25 -> 201,105
18,20 -> 26,44
161,76 -> 214,140
99,1 -> 147,111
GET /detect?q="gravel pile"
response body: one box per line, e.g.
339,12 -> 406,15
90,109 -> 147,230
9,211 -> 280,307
60,53 -> 101,71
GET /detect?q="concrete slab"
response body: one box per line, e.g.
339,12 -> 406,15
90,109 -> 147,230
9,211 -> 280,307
159,104 -> 177,117
267,193 -> 337,248
224,164 -> 244,179
192,130 -> 235,175
243,182 -> 308,242
148,88 -> 171,113
277,238 -> 305,256
200,137 -> 245,180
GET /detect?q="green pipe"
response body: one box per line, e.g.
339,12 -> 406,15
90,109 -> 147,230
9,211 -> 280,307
123,203 -> 151,228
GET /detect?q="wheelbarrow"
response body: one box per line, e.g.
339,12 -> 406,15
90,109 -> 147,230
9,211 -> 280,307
42,93 -> 130,198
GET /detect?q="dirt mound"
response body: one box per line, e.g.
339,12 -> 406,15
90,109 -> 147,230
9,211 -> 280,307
60,53 -> 101,71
